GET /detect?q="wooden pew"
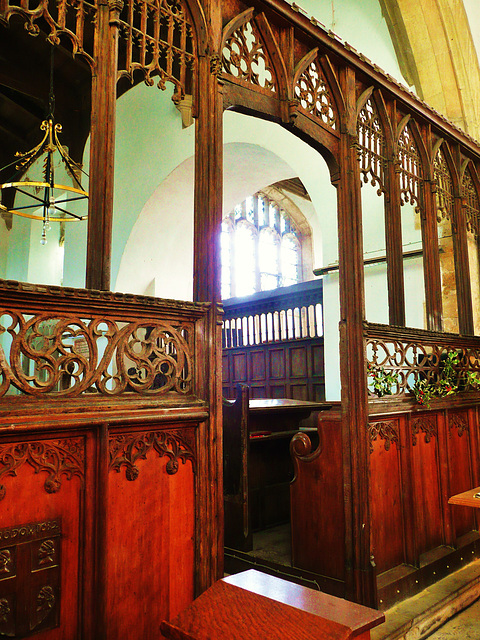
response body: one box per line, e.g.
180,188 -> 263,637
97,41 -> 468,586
223,384 -> 252,551
161,569 -> 385,640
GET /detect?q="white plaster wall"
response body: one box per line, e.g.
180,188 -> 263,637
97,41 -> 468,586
294,0 -> 409,85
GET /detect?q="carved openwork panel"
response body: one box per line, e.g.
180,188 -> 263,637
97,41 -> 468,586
109,428 -> 196,479
434,148 -> 454,223
357,98 -> 385,193
365,325 -> 480,399
0,0 -> 96,69
462,167 -> 480,238
0,438 -> 84,500
294,60 -> 336,129
0,311 -> 193,398
117,0 -> 195,101
0,520 -> 61,637
369,419 -> 399,454
398,124 -> 422,211
222,19 -> 276,91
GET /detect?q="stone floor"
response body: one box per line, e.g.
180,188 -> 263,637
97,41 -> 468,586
371,559 -> 480,640
250,525 -> 480,640
427,597 -> 480,639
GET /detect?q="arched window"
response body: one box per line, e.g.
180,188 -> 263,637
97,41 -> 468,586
221,191 -> 303,299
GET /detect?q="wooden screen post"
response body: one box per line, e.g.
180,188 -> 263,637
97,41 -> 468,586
85,0 -> 122,291
338,66 -> 376,607
192,12 -> 225,594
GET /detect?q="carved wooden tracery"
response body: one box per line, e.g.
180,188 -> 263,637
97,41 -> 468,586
357,98 -> 385,193
0,0 -> 96,68
0,311 -> 193,398
398,123 -> 422,211
294,58 -> 336,129
463,166 -> 480,238
434,148 -> 455,224
222,14 -> 276,92
109,429 -> 196,478
0,439 -> 84,500
117,0 -> 196,100
365,323 -> 480,399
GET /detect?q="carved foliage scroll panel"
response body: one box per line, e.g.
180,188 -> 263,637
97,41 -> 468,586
222,17 -> 276,92
106,426 -> 195,640
0,436 -> 88,639
0,312 -> 194,398
411,414 -> 444,556
117,0 -> 196,100
447,410 -> 475,539
369,419 -> 404,574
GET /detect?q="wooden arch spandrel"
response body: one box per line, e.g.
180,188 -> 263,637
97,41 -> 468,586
292,50 -> 344,137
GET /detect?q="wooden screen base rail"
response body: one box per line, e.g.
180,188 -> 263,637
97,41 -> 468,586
161,569 -> 385,640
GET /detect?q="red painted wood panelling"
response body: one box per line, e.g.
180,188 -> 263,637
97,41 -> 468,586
447,411 -> 475,539
0,435 -> 91,639
106,427 -> 195,640
291,416 -> 345,580
369,424 -> 404,574
411,415 -> 444,556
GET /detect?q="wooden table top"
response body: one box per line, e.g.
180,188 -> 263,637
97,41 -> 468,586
448,486 -> 480,509
248,398 -> 331,413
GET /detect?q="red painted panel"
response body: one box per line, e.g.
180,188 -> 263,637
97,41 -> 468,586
412,419 -> 443,555
447,412 -> 475,539
369,437 -> 404,574
0,436 -> 87,640
106,431 -> 195,640
291,418 -> 345,580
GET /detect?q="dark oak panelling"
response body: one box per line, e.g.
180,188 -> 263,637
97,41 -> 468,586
223,337 -> 325,403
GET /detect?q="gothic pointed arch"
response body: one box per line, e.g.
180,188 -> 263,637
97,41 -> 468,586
293,50 -> 342,133
221,9 -> 287,97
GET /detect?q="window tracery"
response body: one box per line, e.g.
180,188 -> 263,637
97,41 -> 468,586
294,61 -> 336,129
221,192 -> 302,299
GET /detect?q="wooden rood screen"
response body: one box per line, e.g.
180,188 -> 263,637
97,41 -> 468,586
222,280 -> 324,401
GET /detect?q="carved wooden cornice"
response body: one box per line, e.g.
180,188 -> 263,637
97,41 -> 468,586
369,420 -> 399,454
